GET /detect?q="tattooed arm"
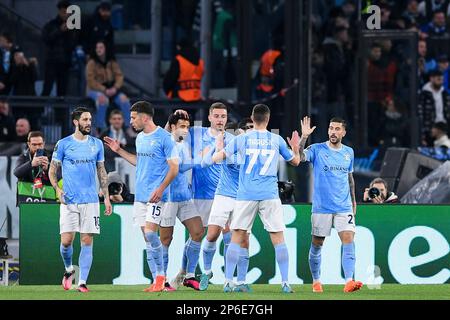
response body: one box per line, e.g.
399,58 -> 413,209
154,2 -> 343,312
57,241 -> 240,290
349,172 -> 357,215
97,161 -> 112,215
49,160 -> 65,204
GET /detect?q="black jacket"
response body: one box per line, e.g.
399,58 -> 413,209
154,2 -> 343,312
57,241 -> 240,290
417,85 -> 450,145
42,16 -> 78,65
9,63 -> 37,96
163,46 -> 201,97
82,9 -> 115,56
0,113 -> 16,142
13,149 -> 52,184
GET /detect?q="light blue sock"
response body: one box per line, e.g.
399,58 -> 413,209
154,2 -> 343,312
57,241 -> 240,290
145,231 -> 164,276
60,244 -> 73,270
162,245 -> 169,276
342,242 -> 356,281
309,243 -> 322,281
237,247 -> 249,283
202,240 -> 216,273
181,238 -> 190,272
186,240 -> 201,275
224,242 -> 241,281
275,243 -> 289,283
223,232 -> 231,264
79,245 -> 93,284
145,242 -> 157,281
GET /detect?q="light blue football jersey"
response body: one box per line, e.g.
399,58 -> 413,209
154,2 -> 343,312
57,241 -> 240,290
135,127 -> 178,203
304,142 -> 354,214
52,135 -> 104,204
224,130 -> 294,201
189,126 -> 234,200
168,140 -> 193,202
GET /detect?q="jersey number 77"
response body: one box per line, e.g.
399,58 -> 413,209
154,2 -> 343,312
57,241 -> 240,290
245,148 -> 276,175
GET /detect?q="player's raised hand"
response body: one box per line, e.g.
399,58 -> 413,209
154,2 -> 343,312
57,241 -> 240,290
287,130 -> 300,153
104,198 -> 112,216
300,116 -> 316,138
103,136 -> 121,153
216,132 -> 224,151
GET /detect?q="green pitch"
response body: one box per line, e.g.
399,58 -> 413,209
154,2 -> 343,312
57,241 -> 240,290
0,284 -> 448,300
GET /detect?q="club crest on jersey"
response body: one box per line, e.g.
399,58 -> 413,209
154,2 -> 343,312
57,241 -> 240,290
344,153 -> 351,161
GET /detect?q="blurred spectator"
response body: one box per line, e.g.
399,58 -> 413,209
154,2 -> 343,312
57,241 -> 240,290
254,38 -> 284,98
418,40 -> 437,85
402,0 -> 425,27
99,109 -> 135,172
13,131 -> 52,203
418,0 -> 450,21
41,0 -> 78,96
9,46 -> 38,96
0,32 -> 14,95
437,54 -> 450,93
82,1 -> 114,57
99,171 -> 134,203
380,3 -> 399,29
363,177 -> 399,203
418,69 -> 450,145
15,118 -> 31,143
431,121 -> 450,147
163,38 -> 204,102
420,10 -> 449,36
378,97 -> 410,147
0,99 -> 15,142
237,117 -> 254,132
86,40 -> 130,132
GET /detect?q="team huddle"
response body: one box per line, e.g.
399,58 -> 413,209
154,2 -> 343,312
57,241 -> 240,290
48,100 -> 363,294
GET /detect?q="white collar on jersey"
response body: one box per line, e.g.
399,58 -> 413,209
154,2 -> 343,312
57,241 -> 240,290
326,140 -> 343,151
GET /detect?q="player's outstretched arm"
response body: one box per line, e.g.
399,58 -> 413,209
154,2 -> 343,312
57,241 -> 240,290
287,130 -> 301,166
103,136 -> 137,166
149,158 -> 179,203
49,160 -> 65,204
299,116 -> 316,162
349,173 -> 357,215
97,162 -> 112,216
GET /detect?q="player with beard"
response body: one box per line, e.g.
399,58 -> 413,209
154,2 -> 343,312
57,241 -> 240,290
299,116 -> 363,293
49,107 -> 112,293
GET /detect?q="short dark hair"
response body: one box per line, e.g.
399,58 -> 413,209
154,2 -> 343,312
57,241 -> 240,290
225,122 -> 238,130
252,104 -> 270,123
433,9 -> 446,17
99,1 -> 112,10
0,32 -> 13,44
329,117 -> 347,129
27,131 -> 44,142
109,109 -> 123,119
429,69 -> 444,78
432,121 -> 448,133
57,0 -> 71,9
238,117 -> 253,130
370,177 -> 388,190
168,112 -> 190,127
130,101 -> 154,117
71,107 -> 91,122
209,102 -> 227,113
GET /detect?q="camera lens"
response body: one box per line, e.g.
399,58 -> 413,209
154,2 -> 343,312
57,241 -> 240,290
368,187 -> 380,199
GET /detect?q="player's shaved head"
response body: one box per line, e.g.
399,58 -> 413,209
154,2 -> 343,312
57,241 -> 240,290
130,101 -> 154,118
252,104 -> 270,124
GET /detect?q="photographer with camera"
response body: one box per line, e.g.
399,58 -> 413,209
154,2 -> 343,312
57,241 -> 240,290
363,178 -> 399,203
99,171 -> 134,203
13,131 -> 55,203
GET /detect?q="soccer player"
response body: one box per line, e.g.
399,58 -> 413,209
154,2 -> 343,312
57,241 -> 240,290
103,101 -> 179,292
159,112 -> 204,291
49,107 -> 112,293
299,116 -> 363,293
212,104 -> 301,293
199,121 -> 253,292
170,102 -> 235,287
